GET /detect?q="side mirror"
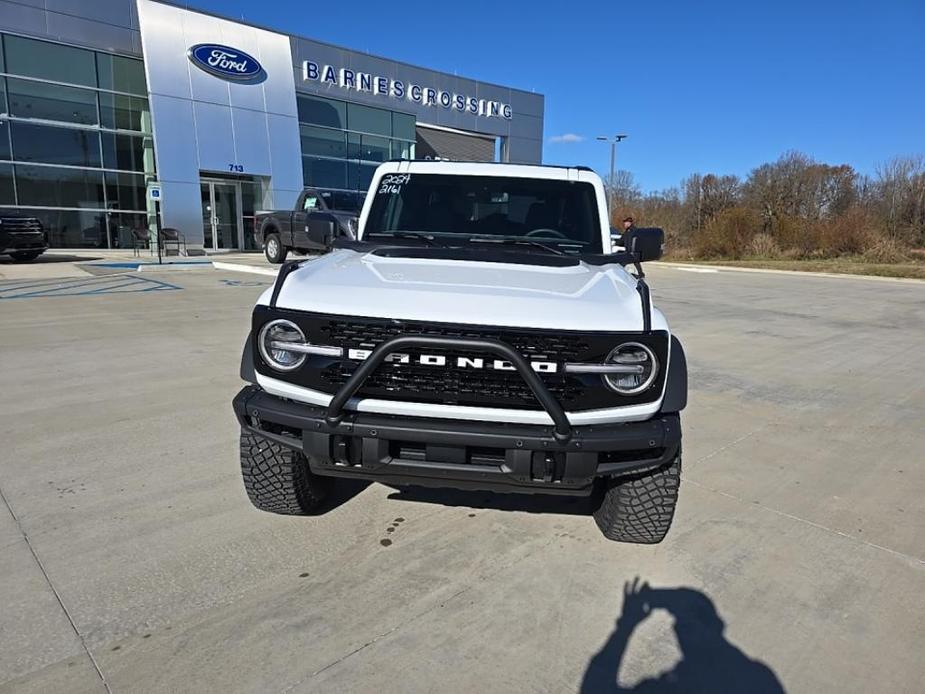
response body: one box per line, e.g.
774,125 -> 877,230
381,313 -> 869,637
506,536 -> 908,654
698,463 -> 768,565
621,227 -> 664,262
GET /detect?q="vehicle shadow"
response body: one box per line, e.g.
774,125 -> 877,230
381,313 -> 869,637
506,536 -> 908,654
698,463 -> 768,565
384,485 -> 597,517
0,254 -> 103,264
581,578 -> 785,693
312,479 -> 371,514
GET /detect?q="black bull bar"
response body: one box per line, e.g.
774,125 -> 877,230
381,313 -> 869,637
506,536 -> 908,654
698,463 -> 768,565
322,334 -> 574,442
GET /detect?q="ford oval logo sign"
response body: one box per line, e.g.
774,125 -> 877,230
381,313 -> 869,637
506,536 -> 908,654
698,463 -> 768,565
187,43 -> 266,84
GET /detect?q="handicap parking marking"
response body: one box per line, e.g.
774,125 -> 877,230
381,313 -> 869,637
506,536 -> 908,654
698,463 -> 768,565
0,274 -> 181,299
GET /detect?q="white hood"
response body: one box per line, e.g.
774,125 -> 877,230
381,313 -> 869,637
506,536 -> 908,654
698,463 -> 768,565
260,249 -> 667,333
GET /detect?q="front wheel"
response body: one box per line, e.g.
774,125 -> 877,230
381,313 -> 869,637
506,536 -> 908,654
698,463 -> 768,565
10,250 -> 44,262
264,233 -> 288,264
593,449 -> 681,544
240,429 -> 331,514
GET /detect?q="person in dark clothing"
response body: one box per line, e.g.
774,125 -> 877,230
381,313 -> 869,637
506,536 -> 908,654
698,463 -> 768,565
581,578 -> 784,693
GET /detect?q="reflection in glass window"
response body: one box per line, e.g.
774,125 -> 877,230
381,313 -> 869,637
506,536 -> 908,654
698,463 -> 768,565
20,208 -> 108,248
391,139 -> 414,159
347,161 -> 378,192
104,171 -> 148,211
302,156 -> 347,189
0,121 -> 9,161
96,54 -> 147,95
392,112 -> 416,141
6,78 -> 98,126
14,164 -> 105,208
346,103 -> 391,136
10,122 -> 102,168
297,94 -> 346,129
0,163 -> 14,205
107,211 -> 150,250
0,78 -> 7,116
299,125 -> 346,158
4,35 -> 98,87
358,135 -> 390,163
99,93 -> 150,132
101,133 -> 153,172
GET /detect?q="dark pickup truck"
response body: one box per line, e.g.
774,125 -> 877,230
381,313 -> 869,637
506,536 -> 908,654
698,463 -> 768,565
0,213 -> 48,262
254,188 -> 364,264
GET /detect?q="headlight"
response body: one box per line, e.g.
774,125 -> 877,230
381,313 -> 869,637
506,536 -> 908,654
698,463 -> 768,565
258,319 -> 307,372
604,342 -> 658,394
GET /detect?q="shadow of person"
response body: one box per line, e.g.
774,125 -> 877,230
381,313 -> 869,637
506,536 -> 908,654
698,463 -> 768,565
581,578 -> 784,693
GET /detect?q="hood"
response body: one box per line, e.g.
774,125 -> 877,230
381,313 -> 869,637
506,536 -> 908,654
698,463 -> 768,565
263,249 -> 666,332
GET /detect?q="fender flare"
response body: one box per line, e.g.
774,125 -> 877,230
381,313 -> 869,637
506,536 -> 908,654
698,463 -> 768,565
660,335 -> 688,413
240,331 -> 256,384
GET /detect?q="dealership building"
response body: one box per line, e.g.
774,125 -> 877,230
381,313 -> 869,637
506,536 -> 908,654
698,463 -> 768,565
0,0 -> 544,251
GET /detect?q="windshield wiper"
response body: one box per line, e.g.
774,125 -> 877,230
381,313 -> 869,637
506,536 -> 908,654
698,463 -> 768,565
367,231 -> 443,247
465,236 -> 566,256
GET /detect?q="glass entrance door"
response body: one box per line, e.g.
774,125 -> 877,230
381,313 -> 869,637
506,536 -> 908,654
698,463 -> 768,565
200,180 -> 242,250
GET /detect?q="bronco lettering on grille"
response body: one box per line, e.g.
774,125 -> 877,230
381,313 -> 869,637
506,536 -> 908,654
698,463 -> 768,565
346,348 -> 558,373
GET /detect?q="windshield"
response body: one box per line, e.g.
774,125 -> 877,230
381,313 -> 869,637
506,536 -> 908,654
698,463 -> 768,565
363,174 -> 603,253
322,191 -> 364,213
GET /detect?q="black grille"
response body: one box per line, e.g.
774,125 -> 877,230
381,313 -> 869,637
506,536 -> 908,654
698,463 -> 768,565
253,307 -> 669,411
323,319 -> 590,360
320,318 -> 588,408
1,217 -> 43,234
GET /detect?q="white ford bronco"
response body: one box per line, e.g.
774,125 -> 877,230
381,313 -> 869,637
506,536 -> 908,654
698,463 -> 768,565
233,161 -> 687,543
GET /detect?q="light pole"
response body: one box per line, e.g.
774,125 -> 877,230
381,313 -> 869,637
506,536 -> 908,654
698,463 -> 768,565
596,134 -> 628,222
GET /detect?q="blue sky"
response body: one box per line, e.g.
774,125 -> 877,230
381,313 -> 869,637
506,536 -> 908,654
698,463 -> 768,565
191,0 -> 924,193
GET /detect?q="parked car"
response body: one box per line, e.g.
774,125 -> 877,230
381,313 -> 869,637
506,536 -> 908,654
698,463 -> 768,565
233,161 -> 687,543
0,213 -> 48,262
254,188 -> 364,264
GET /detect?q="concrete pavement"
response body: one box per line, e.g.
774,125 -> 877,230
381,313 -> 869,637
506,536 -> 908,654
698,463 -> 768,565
0,263 -> 923,693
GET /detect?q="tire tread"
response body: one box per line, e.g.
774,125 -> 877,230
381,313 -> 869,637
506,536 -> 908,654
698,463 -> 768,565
593,450 -> 681,543
239,429 -> 329,514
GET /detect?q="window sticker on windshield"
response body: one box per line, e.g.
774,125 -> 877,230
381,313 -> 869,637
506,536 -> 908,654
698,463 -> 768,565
378,174 -> 411,195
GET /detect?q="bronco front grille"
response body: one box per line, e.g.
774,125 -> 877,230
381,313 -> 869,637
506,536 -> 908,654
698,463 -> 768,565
319,318 -> 588,408
253,308 -> 670,411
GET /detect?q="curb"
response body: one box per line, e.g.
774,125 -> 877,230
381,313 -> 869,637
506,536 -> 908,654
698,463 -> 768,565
211,261 -> 279,277
136,263 -> 213,272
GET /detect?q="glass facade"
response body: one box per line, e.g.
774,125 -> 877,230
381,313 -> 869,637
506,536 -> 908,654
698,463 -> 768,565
0,33 -> 156,248
297,93 -> 415,191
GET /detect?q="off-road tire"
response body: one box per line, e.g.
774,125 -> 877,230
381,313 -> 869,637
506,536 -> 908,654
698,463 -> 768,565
593,448 -> 681,543
240,429 -> 330,514
264,232 -> 288,264
10,250 -> 44,262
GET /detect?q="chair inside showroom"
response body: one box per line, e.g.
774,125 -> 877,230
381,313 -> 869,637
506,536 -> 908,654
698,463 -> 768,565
159,228 -> 187,256
131,228 -> 151,257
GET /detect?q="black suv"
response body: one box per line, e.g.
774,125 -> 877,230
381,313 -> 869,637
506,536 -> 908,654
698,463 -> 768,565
0,213 -> 48,262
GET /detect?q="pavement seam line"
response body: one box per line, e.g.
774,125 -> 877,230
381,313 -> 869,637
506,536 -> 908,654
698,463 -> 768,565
692,425 -> 767,465
683,477 -> 925,567
0,484 -> 113,694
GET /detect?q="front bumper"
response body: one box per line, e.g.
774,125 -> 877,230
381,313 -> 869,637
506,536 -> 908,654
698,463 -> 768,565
233,385 -> 681,496
1,233 -> 48,254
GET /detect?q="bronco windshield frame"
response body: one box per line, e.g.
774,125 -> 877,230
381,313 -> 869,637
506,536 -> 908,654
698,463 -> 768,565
363,173 -> 604,254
